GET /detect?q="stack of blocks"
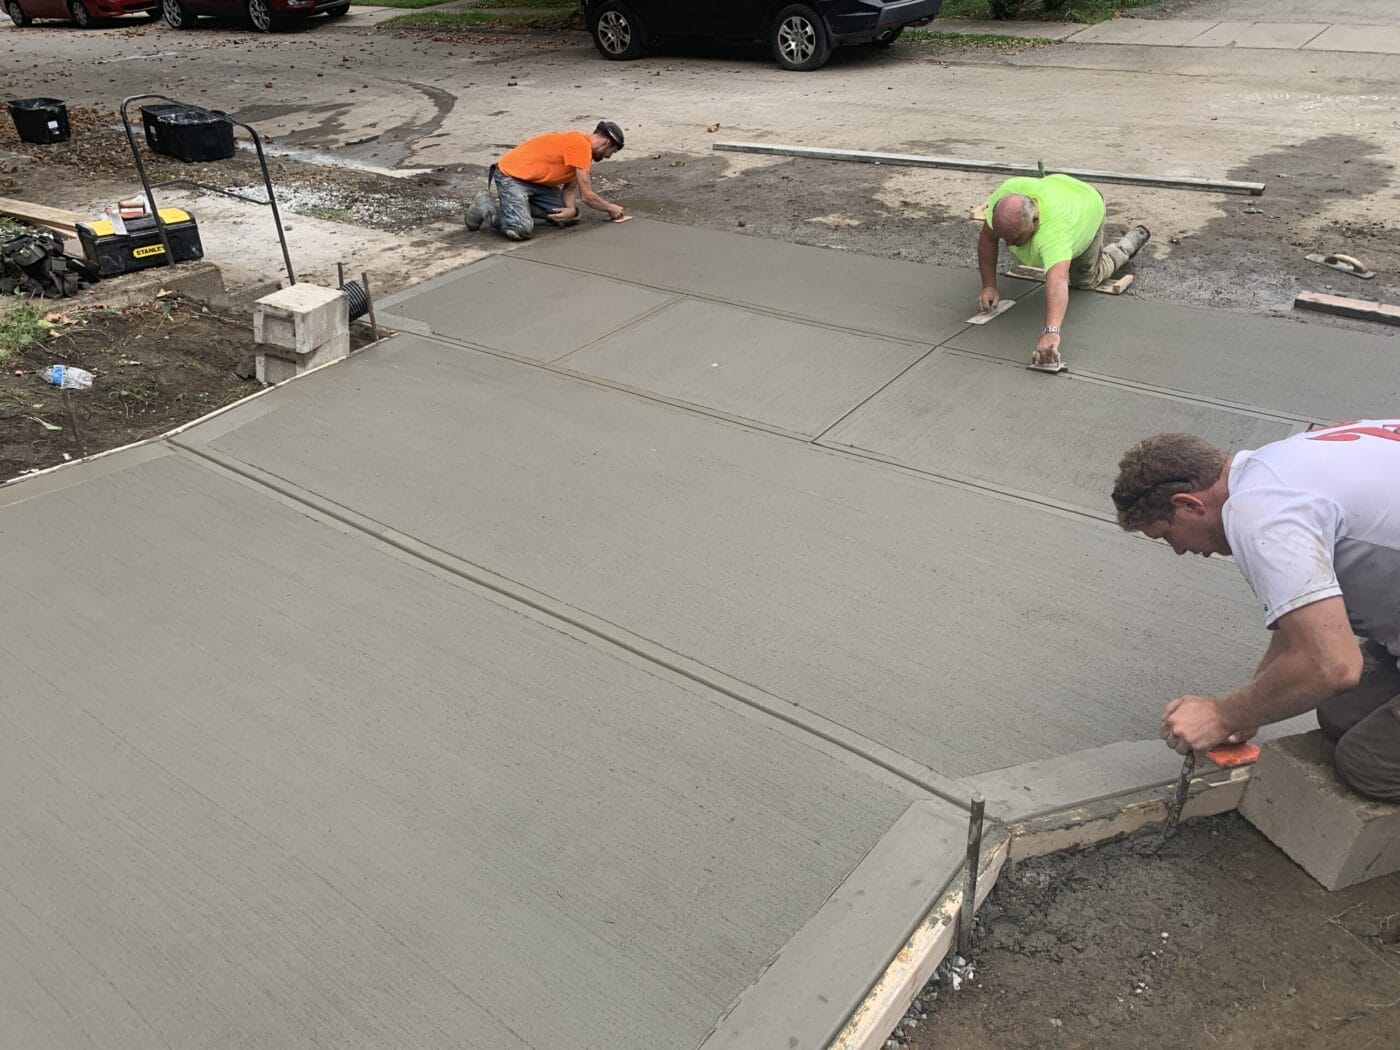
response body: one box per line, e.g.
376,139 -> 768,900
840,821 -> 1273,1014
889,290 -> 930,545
254,283 -> 350,384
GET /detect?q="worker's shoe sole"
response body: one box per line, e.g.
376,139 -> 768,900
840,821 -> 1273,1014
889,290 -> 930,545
464,191 -> 492,231
503,229 -> 527,241
1115,224 -> 1151,259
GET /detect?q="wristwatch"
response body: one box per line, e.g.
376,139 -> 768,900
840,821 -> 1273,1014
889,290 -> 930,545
1042,325 -> 1061,334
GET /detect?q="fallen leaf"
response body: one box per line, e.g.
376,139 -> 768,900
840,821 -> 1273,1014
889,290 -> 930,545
707,123 -> 720,133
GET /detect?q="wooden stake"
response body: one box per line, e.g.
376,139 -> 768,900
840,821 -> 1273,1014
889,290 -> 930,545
60,390 -> 87,458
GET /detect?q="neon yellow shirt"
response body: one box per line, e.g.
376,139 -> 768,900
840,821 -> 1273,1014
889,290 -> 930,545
985,174 -> 1104,269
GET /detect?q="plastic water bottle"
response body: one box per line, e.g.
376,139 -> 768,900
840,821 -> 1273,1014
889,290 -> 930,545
40,365 -> 94,390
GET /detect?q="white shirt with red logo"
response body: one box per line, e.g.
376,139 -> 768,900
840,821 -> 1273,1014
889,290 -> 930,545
1224,420 -> 1400,661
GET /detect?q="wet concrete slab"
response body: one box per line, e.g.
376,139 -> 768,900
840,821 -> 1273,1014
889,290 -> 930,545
508,217 -> 997,344
375,253 -> 677,360
824,349 -> 1300,513
0,449 -> 953,1050
945,294 -> 1400,423
555,297 -> 932,436
177,336 -> 1263,782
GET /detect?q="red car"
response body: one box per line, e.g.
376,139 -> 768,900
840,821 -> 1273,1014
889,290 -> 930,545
160,0 -> 350,32
4,0 -> 159,26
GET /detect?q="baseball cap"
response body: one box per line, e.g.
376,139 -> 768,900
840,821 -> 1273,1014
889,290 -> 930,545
595,120 -> 624,150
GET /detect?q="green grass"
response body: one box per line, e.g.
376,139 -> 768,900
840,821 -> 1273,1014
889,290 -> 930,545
938,0 -> 1152,23
907,29 -> 1057,49
350,0 -> 455,9
0,217 -> 26,240
470,0 -> 575,8
383,8 -> 574,26
0,297 -> 55,362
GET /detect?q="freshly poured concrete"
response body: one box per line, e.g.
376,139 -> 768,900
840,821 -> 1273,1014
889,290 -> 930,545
946,295 -> 1399,423
6,219 -> 1395,1048
375,254 -> 677,361
176,337 -> 1264,780
0,451 -> 950,1049
556,297 -> 932,435
825,349 -> 1299,513
511,217 -> 1002,344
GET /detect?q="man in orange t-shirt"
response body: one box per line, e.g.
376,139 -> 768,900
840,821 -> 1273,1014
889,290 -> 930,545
466,121 -> 626,241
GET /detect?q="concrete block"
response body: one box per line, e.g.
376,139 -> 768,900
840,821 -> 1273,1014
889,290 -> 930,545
254,283 -> 349,355
255,335 -> 350,384
1239,731 -> 1400,890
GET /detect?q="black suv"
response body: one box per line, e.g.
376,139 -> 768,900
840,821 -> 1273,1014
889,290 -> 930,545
582,0 -> 944,71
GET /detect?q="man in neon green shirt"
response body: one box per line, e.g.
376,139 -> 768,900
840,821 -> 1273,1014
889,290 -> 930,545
975,174 -> 1150,368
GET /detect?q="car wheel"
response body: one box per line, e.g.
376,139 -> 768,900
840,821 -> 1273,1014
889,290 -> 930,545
6,0 -> 31,26
68,0 -> 92,26
246,0 -> 275,32
874,27 -> 902,45
590,0 -> 645,61
162,0 -> 196,27
770,4 -> 831,71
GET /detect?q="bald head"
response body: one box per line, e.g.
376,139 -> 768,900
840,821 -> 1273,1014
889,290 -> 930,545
991,194 -> 1038,246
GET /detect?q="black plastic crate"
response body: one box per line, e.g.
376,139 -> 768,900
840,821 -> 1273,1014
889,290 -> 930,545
6,98 -> 70,145
140,104 -> 235,163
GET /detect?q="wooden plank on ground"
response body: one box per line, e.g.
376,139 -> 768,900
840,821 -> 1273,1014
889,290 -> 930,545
1294,290 -> 1400,327
0,197 -> 85,236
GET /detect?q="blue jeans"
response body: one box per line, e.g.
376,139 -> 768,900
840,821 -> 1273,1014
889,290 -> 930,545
488,167 -> 568,239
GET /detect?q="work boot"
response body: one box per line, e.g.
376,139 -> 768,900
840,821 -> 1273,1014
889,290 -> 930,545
503,229 -> 527,241
1114,224 -> 1151,260
464,190 -> 492,231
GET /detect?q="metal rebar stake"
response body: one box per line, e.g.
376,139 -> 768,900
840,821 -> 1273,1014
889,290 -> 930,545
957,793 -> 986,959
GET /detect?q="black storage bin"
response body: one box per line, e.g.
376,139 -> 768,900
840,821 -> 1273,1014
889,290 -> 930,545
6,98 -> 70,145
140,104 -> 236,163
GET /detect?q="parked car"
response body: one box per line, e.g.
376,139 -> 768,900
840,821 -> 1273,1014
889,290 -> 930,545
4,0 -> 159,26
582,0 -> 943,71
160,0 -> 349,32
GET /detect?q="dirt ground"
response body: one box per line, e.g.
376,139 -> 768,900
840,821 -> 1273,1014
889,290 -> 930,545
0,297 -> 259,480
904,813 -> 1400,1050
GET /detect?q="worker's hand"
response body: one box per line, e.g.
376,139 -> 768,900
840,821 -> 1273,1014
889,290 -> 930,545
1033,331 -> 1061,367
1161,695 -> 1231,755
548,205 -> 579,223
605,203 -> 626,221
977,286 -> 1000,313
1225,727 -> 1258,745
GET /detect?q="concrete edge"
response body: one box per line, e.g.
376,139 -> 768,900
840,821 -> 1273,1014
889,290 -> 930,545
829,768 -> 1249,1050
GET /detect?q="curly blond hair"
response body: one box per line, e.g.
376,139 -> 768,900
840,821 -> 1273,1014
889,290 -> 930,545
1112,434 -> 1228,530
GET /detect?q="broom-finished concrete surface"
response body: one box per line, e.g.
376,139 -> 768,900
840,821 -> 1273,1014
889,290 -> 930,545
3,220 -> 1392,1048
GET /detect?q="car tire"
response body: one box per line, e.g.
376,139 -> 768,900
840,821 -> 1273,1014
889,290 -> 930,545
6,0 -> 31,26
68,0 -> 93,26
246,0 -> 277,32
162,0 -> 196,27
770,4 -> 831,71
874,27 -> 902,45
590,0 -> 645,61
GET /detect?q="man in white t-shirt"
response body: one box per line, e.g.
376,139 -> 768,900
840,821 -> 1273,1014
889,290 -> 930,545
1111,422 -> 1400,802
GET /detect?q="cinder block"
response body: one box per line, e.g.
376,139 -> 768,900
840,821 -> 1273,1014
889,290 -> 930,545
254,283 -> 349,355
1239,731 -> 1400,890
255,335 -> 350,384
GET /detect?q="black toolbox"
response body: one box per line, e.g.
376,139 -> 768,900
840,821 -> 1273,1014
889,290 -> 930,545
140,104 -> 236,163
77,208 -> 204,278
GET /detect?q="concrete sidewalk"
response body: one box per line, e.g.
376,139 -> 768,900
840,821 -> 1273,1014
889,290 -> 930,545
938,17 -> 1400,54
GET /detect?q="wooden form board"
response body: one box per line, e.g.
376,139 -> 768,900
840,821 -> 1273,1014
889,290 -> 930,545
1295,290 -> 1400,326
0,197 -> 84,235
